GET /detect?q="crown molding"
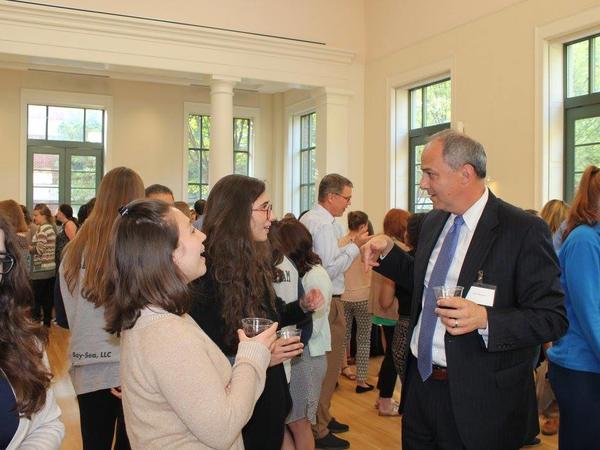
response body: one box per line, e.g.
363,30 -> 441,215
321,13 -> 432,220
0,2 -> 355,66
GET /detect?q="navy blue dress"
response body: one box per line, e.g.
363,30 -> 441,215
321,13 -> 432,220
0,374 -> 19,449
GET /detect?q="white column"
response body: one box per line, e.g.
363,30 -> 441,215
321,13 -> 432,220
209,75 -> 240,188
311,87 -> 353,179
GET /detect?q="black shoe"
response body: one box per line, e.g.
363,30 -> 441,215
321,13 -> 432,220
315,432 -> 350,449
355,383 -> 374,394
522,437 -> 541,447
327,417 -> 349,433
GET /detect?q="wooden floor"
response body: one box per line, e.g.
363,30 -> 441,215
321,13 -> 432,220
47,324 -> 558,450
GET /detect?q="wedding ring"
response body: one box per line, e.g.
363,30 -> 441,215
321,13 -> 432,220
454,319 -> 459,328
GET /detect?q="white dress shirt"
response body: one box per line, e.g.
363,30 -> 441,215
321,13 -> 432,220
410,188 -> 489,367
300,204 -> 359,295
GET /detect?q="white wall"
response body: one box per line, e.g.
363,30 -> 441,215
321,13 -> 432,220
363,0 -> 600,230
365,0 -> 527,61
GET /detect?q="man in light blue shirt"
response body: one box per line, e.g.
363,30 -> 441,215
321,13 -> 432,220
301,173 -> 368,450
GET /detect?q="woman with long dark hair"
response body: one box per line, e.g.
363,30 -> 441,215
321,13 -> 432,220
189,174 -> 323,450
103,200 -> 276,449
547,165 -> 600,449
55,203 -> 78,267
59,167 -> 144,450
0,213 -> 64,449
272,218 -> 332,450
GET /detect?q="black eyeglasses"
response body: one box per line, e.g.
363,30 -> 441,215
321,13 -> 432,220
252,203 -> 273,217
0,253 -> 15,275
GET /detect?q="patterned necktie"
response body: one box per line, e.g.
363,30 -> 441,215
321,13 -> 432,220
417,215 -> 464,381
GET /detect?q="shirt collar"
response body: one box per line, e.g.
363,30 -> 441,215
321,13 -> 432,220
315,203 -> 335,223
450,187 -> 488,232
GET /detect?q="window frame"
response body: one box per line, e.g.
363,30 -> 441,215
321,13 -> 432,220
299,111 -> 317,213
563,33 -> 600,200
183,102 -> 258,204
186,113 -> 211,204
26,103 -> 105,212
407,78 -> 451,212
20,90 -> 112,206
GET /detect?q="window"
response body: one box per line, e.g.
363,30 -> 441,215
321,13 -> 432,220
187,114 -> 210,203
187,114 -> 254,203
234,118 -> 252,175
299,112 -> 317,213
564,34 -> 600,200
27,105 -> 104,213
408,78 -> 451,212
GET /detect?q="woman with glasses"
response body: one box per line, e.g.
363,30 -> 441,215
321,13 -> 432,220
189,174 -> 323,450
0,213 -> 64,449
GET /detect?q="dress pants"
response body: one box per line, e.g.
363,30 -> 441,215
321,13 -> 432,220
32,277 -> 55,326
77,388 -> 130,450
402,357 -> 466,450
313,297 -> 346,439
376,324 -> 397,398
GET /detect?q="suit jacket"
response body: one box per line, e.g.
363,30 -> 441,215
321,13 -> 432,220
376,192 -> 568,450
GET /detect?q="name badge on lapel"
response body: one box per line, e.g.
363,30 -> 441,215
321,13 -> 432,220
465,271 -> 496,307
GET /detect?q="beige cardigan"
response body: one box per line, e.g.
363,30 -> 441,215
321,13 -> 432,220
120,307 -> 271,450
339,235 -> 372,302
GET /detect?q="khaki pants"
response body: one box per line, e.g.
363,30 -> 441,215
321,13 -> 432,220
313,297 -> 347,439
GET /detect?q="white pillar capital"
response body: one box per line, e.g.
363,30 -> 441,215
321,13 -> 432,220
210,75 -> 241,95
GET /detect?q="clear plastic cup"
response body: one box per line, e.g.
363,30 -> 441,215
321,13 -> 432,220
276,328 -> 302,339
241,317 -> 274,337
432,286 -> 464,309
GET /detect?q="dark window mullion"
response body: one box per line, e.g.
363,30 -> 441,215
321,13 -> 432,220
45,105 -> 49,140
589,37 -> 594,95
421,87 -> 426,128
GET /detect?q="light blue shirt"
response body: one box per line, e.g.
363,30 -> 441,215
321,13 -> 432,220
300,204 -> 359,295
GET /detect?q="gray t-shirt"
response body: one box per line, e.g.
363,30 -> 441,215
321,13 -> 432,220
59,263 -> 121,395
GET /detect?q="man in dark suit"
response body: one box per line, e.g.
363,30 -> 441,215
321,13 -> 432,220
362,130 -> 567,450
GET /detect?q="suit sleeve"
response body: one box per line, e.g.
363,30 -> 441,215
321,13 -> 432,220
486,219 -> 568,352
373,244 -> 414,292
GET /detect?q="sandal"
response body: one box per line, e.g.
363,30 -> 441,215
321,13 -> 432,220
341,367 -> 356,380
378,406 -> 400,416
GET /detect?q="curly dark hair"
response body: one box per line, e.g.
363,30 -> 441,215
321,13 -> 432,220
272,218 -> 321,277
0,213 -> 52,417
202,174 -> 277,349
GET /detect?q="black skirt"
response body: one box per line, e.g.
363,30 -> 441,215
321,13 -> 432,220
242,364 -> 292,450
